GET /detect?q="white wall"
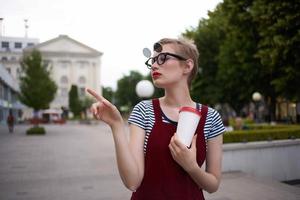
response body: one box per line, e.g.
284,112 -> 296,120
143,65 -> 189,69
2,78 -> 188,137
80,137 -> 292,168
222,139 -> 300,181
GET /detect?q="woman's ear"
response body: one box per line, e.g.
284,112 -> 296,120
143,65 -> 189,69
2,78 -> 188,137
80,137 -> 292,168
183,59 -> 194,74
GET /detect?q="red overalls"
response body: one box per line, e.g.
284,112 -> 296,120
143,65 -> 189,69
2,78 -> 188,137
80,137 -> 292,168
131,99 -> 208,200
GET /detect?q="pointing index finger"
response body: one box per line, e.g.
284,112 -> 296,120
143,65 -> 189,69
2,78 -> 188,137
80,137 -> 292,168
86,88 -> 104,102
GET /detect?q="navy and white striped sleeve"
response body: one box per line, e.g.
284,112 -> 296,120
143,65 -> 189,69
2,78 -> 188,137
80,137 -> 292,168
207,109 -> 226,140
128,102 -> 146,130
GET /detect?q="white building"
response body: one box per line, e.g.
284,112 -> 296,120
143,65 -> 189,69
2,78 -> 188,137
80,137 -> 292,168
1,34 -> 103,115
0,63 -> 23,124
0,36 -> 39,121
0,36 -> 39,82
24,35 -> 103,110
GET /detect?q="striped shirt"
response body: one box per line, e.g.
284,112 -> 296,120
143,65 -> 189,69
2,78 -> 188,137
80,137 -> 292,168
128,100 -> 225,153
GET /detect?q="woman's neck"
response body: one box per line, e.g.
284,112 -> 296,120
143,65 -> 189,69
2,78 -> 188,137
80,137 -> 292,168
161,85 -> 194,108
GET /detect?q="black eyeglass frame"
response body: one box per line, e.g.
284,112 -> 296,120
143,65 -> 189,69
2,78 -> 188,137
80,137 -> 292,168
145,52 -> 188,69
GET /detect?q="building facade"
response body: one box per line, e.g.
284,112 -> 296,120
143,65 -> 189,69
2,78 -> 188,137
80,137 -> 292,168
0,36 -> 39,122
0,36 -> 39,82
1,34 -> 102,115
24,35 -> 103,110
0,64 -> 23,124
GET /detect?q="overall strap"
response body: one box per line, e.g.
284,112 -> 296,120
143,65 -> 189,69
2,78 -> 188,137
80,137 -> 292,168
152,99 -> 162,123
196,104 -> 208,166
199,105 -> 208,129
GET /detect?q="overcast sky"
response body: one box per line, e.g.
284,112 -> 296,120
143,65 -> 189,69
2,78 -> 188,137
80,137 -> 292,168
0,0 -> 222,90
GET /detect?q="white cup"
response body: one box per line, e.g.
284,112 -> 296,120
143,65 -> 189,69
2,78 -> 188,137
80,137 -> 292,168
176,107 -> 201,147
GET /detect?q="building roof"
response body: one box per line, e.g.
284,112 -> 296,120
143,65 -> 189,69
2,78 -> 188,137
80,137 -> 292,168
24,35 -> 103,57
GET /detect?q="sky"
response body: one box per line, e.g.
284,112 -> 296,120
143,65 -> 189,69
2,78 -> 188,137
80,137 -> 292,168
0,0 -> 222,90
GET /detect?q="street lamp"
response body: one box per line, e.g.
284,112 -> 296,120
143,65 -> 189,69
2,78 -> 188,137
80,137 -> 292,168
252,92 -> 262,123
136,80 -> 154,98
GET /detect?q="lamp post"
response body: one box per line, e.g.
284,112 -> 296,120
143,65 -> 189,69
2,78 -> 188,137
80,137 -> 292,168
252,92 -> 262,123
136,80 -> 154,99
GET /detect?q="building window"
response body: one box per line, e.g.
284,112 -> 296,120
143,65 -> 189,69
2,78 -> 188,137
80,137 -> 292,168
60,76 -> 68,85
80,62 -> 85,69
59,61 -> 70,69
1,57 -> 8,61
14,42 -> 22,48
27,43 -> 34,47
1,41 -> 9,48
0,82 -> 4,99
17,68 -> 21,78
6,68 -> 11,74
78,76 -> 86,85
79,61 -> 89,69
79,87 -> 85,96
60,88 -> 68,97
3,85 -> 8,100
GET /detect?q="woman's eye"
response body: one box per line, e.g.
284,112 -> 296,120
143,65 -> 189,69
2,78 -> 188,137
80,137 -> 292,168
158,54 -> 166,63
151,57 -> 157,64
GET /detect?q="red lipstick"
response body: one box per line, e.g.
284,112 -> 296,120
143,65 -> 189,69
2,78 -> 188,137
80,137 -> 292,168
152,72 -> 161,79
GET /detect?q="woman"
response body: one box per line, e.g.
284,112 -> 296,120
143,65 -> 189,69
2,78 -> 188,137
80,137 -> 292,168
87,38 -> 225,199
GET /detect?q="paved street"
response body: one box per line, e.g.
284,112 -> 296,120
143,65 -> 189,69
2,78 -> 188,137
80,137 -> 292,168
0,123 -> 299,200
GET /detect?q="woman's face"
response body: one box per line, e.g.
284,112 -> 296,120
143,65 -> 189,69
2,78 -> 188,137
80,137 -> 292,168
150,44 -> 188,88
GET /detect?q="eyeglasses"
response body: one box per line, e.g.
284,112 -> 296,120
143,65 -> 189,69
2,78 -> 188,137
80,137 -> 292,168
145,52 -> 187,69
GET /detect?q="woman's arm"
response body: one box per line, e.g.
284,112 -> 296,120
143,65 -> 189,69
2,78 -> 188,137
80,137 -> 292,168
187,135 -> 223,193
169,134 -> 223,193
87,88 -> 145,191
112,124 -> 145,191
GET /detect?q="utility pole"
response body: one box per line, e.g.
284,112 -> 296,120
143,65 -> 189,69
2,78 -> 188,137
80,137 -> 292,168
24,19 -> 29,38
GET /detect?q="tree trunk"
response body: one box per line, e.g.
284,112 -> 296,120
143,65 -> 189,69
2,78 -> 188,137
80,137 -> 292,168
270,96 -> 276,122
33,109 -> 40,127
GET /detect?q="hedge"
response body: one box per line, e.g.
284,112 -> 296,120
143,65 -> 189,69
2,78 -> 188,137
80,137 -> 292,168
26,126 -> 46,135
223,125 -> 300,143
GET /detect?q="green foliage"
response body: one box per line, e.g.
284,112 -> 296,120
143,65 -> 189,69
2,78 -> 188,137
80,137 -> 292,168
224,125 -> 300,143
184,5 -> 226,106
251,0 -> 300,101
183,0 -> 300,119
115,71 -> 144,111
19,50 -> 57,111
217,0 -> 262,115
26,126 -> 46,135
68,85 -> 82,117
102,86 -> 114,102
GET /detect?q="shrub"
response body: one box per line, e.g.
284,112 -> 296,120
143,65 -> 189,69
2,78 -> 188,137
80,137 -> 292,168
223,125 -> 300,143
26,126 -> 46,135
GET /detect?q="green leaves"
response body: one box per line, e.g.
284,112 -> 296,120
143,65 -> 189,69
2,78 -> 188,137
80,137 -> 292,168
19,50 -> 57,111
68,85 -> 82,117
184,0 -> 300,118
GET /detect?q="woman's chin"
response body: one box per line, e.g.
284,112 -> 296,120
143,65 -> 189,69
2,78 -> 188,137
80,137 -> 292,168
152,80 -> 164,88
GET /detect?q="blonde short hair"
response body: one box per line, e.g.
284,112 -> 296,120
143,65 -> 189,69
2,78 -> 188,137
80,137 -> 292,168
156,38 -> 199,87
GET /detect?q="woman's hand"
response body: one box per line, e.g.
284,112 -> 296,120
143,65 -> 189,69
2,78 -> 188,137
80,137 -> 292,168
168,134 -> 198,172
86,88 -> 123,128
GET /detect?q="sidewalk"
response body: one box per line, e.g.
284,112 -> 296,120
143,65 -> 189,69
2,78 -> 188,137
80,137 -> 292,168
0,124 -> 299,200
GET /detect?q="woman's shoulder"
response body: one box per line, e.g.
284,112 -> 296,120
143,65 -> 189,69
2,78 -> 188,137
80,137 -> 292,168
135,100 -> 153,108
197,103 -> 221,119
132,100 -> 154,114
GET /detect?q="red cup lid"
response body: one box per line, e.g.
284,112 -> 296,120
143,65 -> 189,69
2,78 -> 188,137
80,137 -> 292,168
179,106 -> 201,117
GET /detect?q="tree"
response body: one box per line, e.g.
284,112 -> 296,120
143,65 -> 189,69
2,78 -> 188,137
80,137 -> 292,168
251,0 -> 300,120
68,85 -> 82,117
80,96 -> 94,119
114,71 -> 143,111
102,86 -> 114,103
184,4 -> 226,106
19,49 -> 57,117
217,0 -> 262,116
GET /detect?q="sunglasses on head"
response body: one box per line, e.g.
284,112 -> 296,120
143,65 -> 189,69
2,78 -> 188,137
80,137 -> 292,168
145,52 -> 187,69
